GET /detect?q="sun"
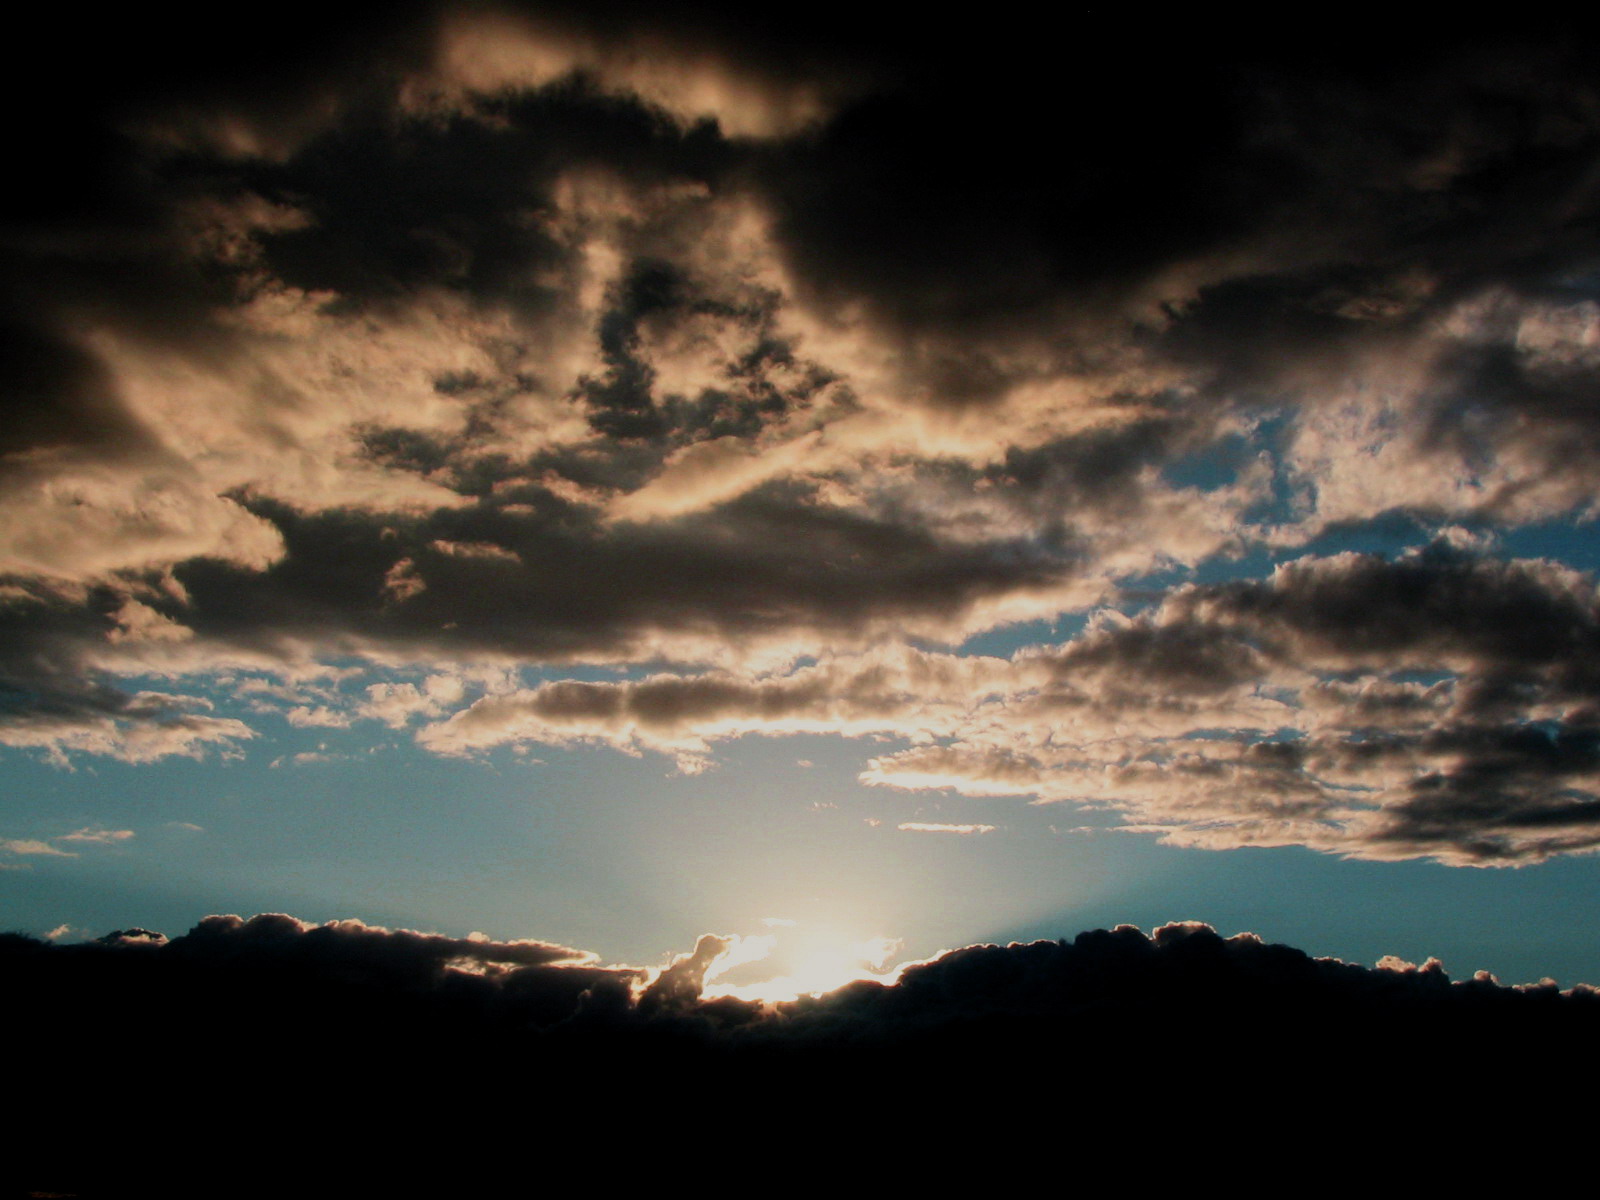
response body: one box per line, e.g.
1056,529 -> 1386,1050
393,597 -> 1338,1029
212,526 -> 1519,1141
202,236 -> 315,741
700,921 -> 905,1003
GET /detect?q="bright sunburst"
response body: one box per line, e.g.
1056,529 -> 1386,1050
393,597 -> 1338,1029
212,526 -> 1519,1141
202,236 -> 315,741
700,920 -> 907,1002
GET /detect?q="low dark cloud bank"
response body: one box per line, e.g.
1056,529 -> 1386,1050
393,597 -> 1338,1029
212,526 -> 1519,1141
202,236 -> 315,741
10,913 -> 1600,1189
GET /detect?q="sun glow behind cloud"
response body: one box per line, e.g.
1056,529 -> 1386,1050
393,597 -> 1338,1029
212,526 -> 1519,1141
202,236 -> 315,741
698,921 -> 908,1002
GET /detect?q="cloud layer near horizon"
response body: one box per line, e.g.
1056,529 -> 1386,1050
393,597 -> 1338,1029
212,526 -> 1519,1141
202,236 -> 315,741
13,908 -> 1597,1030
8,6 -> 1600,863
18,912 -> 1597,1190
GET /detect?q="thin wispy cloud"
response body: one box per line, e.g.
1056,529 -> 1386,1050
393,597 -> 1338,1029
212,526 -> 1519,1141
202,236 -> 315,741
1,827 -> 133,859
897,822 -> 997,835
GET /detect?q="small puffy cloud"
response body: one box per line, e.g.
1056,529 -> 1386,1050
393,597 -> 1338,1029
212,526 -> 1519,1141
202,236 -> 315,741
285,705 -> 355,728
430,540 -> 521,562
357,675 -> 467,729
271,750 -> 341,768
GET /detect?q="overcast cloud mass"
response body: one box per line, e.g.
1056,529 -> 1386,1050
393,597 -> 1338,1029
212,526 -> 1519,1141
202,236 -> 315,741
8,5 -> 1600,867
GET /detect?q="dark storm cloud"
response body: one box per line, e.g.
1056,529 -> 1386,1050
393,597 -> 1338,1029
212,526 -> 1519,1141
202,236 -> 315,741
1025,617 -> 1271,698
4,14 -> 1588,504
759,17 -> 1600,394
677,546 -> 1588,863
239,78 -> 733,316
736,15 -> 1600,549
9,914 -> 1600,1190
0,582 -> 253,761
8,4 -> 1600,872
163,486 -> 1075,663
994,547 -> 1600,862
0,3 -> 1094,693
379,543 -> 1600,863
11,8 -> 1600,465
1185,543 -> 1600,668
0,2 -> 452,478
0,326 -> 156,461
0,0 -> 818,483
760,29 -> 1260,350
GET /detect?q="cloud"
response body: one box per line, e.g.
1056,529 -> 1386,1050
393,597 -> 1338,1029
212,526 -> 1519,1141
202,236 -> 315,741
13,909 -> 1598,1039
637,932 -> 733,1013
2,826 -> 134,861
896,822 -> 996,835
284,704 -> 355,728
270,749 -> 342,768
859,546 -> 1600,864
422,3 -> 866,140
176,911 -> 602,972
356,674 -> 467,728
6,5 -> 1600,879
55,827 -> 134,845
0,839 -> 75,857
0,706 -> 255,766
7,910 -> 1600,1193
399,543 -> 1600,864
415,646 -> 1014,760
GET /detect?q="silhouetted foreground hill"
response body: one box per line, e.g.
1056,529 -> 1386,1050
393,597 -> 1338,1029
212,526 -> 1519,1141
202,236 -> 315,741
9,915 -> 1597,1194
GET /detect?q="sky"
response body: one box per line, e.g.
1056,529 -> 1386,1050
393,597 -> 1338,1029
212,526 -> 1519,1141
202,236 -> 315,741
8,4 -> 1600,994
